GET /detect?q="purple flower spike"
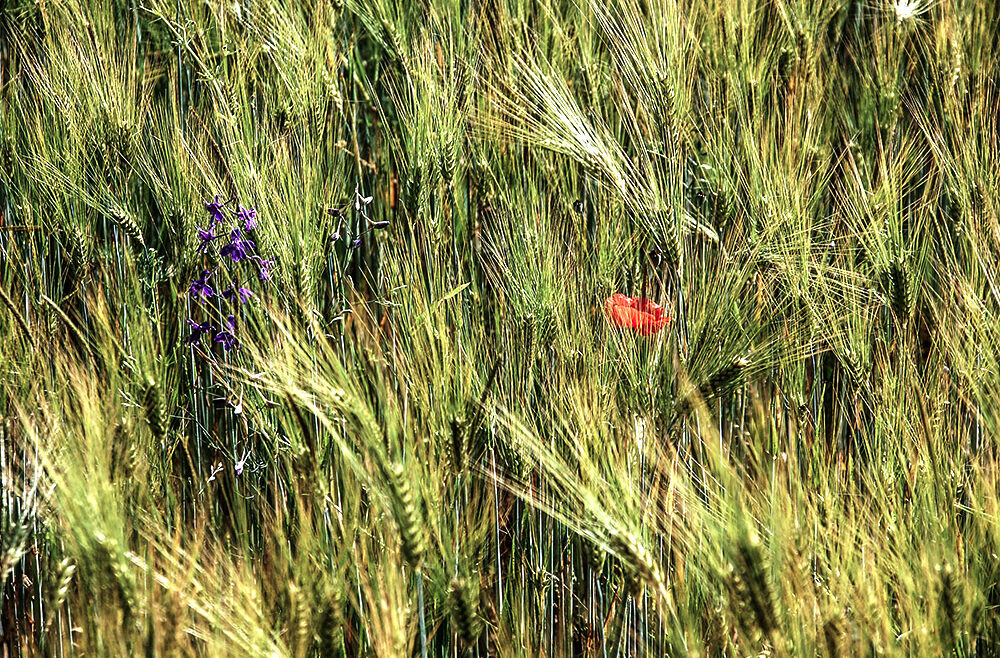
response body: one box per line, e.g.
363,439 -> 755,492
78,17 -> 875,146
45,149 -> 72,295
214,329 -> 239,351
238,205 -> 258,233
184,319 -> 215,345
222,284 -> 254,304
189,270 -> 215,302
220,228 -> 256,262
257,258 -> 275,281
204,195 -> 226,227
196,226 -> 219,253
351,237 -> 362,248
214,315 -> 239,351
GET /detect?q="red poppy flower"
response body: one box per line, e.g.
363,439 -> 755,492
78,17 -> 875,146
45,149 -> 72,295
604,293 -> 671,336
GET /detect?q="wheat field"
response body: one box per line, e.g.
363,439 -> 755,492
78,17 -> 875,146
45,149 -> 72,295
2,0 -> 1000,655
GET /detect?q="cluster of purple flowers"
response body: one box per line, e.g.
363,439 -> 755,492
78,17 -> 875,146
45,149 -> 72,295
185,195 -> 273,352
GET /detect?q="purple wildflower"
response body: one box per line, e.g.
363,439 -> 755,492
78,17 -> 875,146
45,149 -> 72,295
204,195 -> 227,227
238,205 -> 258,233
196,226 -> 219,253
213,315 -> 239,351
351,237 -> 362,248
189,270 -> 215,302
214,330 -> 238,351
220,228 -> 256,262
257,258 -> 275,281
222,284 -> 254,304
184,319 -> 215,345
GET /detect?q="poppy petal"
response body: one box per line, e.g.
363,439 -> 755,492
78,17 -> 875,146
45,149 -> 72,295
604,294 -> 672,335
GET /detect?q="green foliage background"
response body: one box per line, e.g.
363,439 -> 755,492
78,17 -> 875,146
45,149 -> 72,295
2,0 -> 1000,655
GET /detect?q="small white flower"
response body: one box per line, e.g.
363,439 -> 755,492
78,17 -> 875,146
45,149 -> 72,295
235,448 -> 251,476
207,461 -> 224,482
894,0 -> 928,22
354,184 -> 373,211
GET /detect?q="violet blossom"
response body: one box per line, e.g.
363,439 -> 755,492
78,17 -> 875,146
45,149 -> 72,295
222,284 -> 254,304
214,315 -> 239,351
196,227 -> 219,253
204,195 -> 227,227
257,258 -> 275,281
189,270 -> 215,302
220,228 -> 256,262
184,319 -> 215,345
238,205 -> 258,233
